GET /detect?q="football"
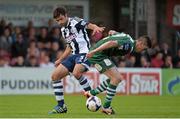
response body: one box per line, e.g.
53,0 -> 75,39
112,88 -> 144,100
86,96 -> 101,112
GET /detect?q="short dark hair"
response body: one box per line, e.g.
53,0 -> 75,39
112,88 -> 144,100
140,35 -> 152,48
53,7 -> 67,19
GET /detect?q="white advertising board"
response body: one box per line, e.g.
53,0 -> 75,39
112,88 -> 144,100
0,68 -> 161,95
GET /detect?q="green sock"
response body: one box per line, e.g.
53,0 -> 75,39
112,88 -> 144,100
103,83 -> 117,108
90,79 -> 110,96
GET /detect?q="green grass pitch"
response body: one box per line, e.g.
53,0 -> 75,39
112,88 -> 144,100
0,94 -> 180,118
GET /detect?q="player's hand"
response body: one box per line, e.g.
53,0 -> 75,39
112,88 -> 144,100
92,26 -> 105,36
108,30 -> 117,35
54,59 -> 61,67
86,51 -> 96,58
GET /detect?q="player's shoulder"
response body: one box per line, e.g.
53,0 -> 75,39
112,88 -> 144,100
113,32 -> 128,37
70,17 -> 83,23
116,32 -> 133,39
110,32 -> 134,43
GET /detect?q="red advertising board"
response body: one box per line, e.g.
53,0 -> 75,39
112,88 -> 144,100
167,0 -> 180,29
129,72 -> 160,95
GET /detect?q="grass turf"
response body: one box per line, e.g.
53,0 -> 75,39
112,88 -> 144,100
0,94 -> 180,118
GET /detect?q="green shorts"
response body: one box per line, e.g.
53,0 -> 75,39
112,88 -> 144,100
88,54 -> 115,73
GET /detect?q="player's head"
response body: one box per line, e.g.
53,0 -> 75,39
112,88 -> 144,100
135,35 -> 152,52
53,7 -> 68,26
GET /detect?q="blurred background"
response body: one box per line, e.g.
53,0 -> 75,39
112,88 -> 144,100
0,0 -> 180,68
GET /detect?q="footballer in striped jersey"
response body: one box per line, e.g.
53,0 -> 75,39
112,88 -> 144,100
48,6 -> 104,114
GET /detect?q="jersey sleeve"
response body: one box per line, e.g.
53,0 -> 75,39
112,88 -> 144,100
74,17 -> 89,29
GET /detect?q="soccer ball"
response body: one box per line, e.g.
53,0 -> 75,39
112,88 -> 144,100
86,96 -> 101,112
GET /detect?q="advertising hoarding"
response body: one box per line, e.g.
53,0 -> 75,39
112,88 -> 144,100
0,68 -> 161,95
162,69 -> 180,95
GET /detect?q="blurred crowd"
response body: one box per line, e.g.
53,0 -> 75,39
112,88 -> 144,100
0,19 -> 180,68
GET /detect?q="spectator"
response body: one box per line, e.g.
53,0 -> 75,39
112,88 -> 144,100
160,42 -> 172,56
49,41 -> 61,62
7,22 -> 14,43
13,56 -> 25,67
23,21 -> 33,37
26,27 -> 37,44
162,55 -> 173,68
25,55 -> 39,67
173,49 -> 180,68
12,26 -> 22,42
0,19 -> 6,36
151,52 -> 164,67
0,56 -> 10,67
40,54 -> 54,68
50,27 -> 61,42
27,41 -> 40,58
49,27 -> 65,50
140,56 -> 150,67
37,27 -> 51,50
39,50 -> 48,63
118,57 -> 126,67
118,61 -> 126,67
0,26 -> 13,53
11,33 -> 27,58
126,55 -> 136,67
133,52 -> 142,67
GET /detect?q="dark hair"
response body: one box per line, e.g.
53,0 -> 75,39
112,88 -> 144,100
53,7 -> 67,19
140,35 -> 152,48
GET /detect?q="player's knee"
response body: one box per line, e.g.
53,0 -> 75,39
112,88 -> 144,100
112,78 -> 120,83
72,72 -> 82,79
116,75 -> 123,83
111,75 -> 123,84
51,73 -> 59,81
118,75 -> 123,81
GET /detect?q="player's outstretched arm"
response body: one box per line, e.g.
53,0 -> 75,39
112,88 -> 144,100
55,44 -> 72,67
86,40 -> 118,58
87,23 -> 105,36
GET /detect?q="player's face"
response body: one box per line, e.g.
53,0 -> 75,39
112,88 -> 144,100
135,40 -> 148,52
54,14 -> 68,26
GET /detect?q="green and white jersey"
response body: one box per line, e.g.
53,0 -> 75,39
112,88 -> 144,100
91,32 -> 135,57
88,32 -> 135,73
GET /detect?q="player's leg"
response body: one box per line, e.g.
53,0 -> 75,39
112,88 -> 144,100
49,55 -> 75,114
72,55 -> 92,91
86,58 -> 114,97
49,64 -> 69,114
89,78 -> 110,96
102,66 -> 123,115
51,64 -> 69,105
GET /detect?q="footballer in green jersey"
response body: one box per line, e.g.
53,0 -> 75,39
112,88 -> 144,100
85,30 -> 152,115
88,32 -> 136,73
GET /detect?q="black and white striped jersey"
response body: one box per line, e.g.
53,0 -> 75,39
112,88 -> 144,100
61,17 -> 91,54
